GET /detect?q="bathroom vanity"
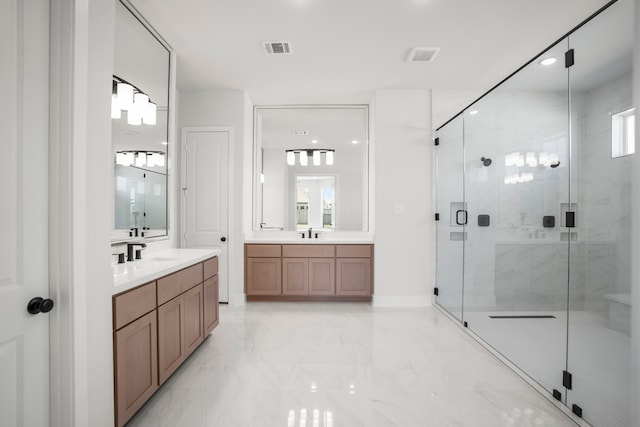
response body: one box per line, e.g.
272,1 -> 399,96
112,249 -> 220,427
244,242 -> 374,301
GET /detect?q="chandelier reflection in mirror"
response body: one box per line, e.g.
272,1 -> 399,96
116,150 -> 165,168
286,149 -> 335,166
111,75 -> 157,125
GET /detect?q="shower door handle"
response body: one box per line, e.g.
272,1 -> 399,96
456,210 -> 468,225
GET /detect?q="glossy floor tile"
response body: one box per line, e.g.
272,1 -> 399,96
128,303 -> 578,427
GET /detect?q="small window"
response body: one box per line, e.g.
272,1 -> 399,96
612,108 -> 635,158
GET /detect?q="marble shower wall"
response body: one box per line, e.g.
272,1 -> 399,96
577,72 -> 633,317
462,87 -> 572,311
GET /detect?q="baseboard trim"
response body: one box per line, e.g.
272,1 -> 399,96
373,295 -> 431,307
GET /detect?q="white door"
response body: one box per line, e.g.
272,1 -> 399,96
182,128 -> 230,302
0,0 -> 51,426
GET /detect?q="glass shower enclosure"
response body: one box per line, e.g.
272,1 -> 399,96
434,1 -> 634,425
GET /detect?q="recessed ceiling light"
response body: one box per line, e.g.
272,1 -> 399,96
161,141 -> 168,145
469,110 -> 478,116
539,57 -> 557,66
351,140 -> 359,144
311,139 -> 318,144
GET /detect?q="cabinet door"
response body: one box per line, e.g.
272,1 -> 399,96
246,257 -> 282,295
282,258 -> 309,295
309,258 -> 335,296
114,310 -> 158,427
203,275 -> 219,336
157,296 -> 185,384
336,258 -> 371,296
183,284 -> 204,355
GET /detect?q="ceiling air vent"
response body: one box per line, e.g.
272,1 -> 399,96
407,47 -> 440,63
263,41 -> 292,55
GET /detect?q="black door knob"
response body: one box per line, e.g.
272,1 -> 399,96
220,237 -> 227,242
27,297 -> 55,315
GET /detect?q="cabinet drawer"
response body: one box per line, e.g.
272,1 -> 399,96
113,281 -> 157,330
204,256 -> 218,280
336,244 -> 372,258
246,244 -> 281,257
282,244 -> 335,258
157,263 -> 203,305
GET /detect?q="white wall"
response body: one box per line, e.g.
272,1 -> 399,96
373,90 -> 433,307
178,89 -> 253,304
49,0 -> 116,425
631,0 -> 640,422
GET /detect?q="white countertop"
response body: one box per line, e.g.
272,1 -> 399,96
112,248 -> 221,295
244,231 -> 374,244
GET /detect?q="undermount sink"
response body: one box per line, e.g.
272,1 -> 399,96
151,256 -> 181,262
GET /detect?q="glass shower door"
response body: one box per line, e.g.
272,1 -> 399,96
566,0 -> 634,424
435,116 -> 465,320
462,40 -> 570,396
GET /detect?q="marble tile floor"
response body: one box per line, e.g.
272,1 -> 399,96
128,303 -> 579,427
463,310 -> 631,427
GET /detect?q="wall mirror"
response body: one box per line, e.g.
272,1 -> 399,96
112,0 -> 171,240
253,106 -> 369,232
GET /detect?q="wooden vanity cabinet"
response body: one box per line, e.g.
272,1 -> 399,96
245,244 -> 282,295
113,281 -> 158,427
282,245 -> 335,296
203,257 -> 219,336
245,244 -> 372,300
336,245 -> 372,296
113,256 -> 219,426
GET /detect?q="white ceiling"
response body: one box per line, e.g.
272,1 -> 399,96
128,0 -> 612,125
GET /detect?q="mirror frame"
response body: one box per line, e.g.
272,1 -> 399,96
252,105 -> 370,232
111,0 -> 175,243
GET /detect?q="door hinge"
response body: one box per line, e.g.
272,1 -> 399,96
552,389 -> 562,401
435,213 -> 440,221
563,370 -> 573,389
572,404 -> 582,418
565,49 -> 575,68
434,287 -> 439,296
434,137 -> 440,146
463,321 -> 468,328
566,211 -> 576,228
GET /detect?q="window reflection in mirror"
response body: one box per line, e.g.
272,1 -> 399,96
254,106 -> 368,232
112,0 -> 171,240
295,175 -> 336,230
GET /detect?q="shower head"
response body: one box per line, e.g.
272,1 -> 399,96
481,157 -> 492,167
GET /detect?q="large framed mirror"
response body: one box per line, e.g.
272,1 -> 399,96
112,0 -> 171,240
253,105 -> 369,232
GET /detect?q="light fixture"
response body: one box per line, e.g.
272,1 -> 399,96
285,149 -> 336,166
311,139 -> 318,144
351,140 -> 359,144
112,75 -> 157,126
325,150 -> 334,165
469,110 -> 478,116
539,57 -> 557,66
116,150 -> 165,168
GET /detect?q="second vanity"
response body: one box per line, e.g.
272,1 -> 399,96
112,248 -> 220,427
244,237 -> 374,301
